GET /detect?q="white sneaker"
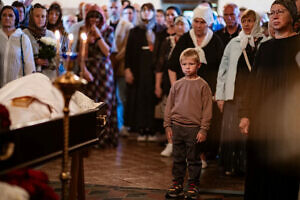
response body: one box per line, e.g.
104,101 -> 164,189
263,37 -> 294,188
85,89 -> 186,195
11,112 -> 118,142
137,135 -> 147,142
202,160 -> 208,169
160,143 -> 173,157
148,135 -> 158,142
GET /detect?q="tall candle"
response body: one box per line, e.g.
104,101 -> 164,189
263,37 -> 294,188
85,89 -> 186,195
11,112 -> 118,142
66,34 -> 74,71
67,33 -> 74,53
80,32 -> 87,61
54,30 -> 61,54
54,30 -> 61,76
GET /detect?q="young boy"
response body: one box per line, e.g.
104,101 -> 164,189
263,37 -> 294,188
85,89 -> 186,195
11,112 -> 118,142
164,48 -> 213,200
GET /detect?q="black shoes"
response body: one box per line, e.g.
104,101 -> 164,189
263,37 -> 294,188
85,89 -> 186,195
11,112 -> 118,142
165,182 -> 184,199
166,182 -> 200,200
184,183 -> 199,200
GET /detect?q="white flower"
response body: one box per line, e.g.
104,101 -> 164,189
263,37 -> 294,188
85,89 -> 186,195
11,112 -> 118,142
40,37 -> 57,47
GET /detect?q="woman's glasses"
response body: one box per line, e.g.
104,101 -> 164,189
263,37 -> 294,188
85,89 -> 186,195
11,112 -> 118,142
267,9 -> 287,17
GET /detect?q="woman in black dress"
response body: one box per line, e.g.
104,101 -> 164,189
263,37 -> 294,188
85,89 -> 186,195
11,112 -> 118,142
239,0 -> 300,199
124,3 -> 158,141
215,10 -> 265,175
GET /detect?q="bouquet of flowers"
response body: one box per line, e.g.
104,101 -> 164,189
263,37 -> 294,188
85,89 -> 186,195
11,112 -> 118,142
1,169 -> 59,200
38,37 -> 57,61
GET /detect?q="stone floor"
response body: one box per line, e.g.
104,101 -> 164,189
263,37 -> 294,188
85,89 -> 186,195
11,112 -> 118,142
38,135 -> 245,200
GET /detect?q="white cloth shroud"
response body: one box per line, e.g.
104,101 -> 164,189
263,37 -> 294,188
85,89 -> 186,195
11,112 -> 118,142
0,73 -> 102,129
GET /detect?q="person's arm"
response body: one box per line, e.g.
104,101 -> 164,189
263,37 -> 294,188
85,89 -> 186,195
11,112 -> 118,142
198,84 -> 213,138
168,69 -> 177,86
215,41 -> 231,112
163,85 -> 175,141
23,35 -> 36,74
155,72 -> 163,98
124,28 -> 135,84
155,38 -> 170,97
92,25 -> 110,57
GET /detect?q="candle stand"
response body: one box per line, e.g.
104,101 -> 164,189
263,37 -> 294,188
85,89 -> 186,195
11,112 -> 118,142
54,52 -> 87,200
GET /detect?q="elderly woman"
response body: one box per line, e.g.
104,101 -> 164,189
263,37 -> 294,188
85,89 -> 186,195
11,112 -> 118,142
124,3 -> 159,142
23,3 -> 56,80
79,4 -> 118,147
239,0 -> 300,199
215,9 -> 265,175
0,6 -> 35,87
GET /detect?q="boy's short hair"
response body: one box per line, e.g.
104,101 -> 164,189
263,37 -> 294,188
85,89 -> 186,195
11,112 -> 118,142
179,48 -> 201,64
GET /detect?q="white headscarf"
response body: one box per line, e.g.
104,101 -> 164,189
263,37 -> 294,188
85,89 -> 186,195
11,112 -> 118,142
189,5 -> 214,64
238,11 -> 263,50
192,6 -> 214,26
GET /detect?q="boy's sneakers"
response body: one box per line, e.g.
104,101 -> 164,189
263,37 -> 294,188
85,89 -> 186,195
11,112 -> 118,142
184,183 -> 199,200
165,182 -> 184,199
160,143 -> 173,157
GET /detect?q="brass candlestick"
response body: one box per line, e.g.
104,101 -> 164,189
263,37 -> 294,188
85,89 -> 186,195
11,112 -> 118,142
54,52 -> 87,200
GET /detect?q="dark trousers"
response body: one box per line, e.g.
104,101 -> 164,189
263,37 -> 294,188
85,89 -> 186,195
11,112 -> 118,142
172,124 -> 204,185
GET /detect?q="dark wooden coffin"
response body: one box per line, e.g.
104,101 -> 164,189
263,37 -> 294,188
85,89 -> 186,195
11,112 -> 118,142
0,103 -> 106,174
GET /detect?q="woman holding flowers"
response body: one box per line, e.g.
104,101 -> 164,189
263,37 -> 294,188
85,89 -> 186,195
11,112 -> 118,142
23,3 -> 57,80
79,5 -> 118,147
0,5 -> 35,87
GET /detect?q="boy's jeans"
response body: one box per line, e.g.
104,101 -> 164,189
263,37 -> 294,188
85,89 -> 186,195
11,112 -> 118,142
172,124 -> 204,185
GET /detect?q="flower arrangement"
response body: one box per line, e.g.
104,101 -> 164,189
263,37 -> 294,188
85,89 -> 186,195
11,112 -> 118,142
2,169 -> 59,200
38,37 -> 57,61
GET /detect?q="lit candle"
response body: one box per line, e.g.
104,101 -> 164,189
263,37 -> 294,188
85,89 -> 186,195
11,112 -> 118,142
80,32 -> 87,61
66,34 -> 74,71
67,33 -> 74,54
54,30 -> 60,54
54,30 -> 61,76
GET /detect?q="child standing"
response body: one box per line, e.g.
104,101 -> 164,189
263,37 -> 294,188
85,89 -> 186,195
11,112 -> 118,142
164,48 -> 213,199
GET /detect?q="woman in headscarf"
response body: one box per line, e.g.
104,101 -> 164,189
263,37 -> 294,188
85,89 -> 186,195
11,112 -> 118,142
47,3 -> 68,54
47,3 -> 68,74
79,4 -> 118,147
156,16 -> 190,156
0,5 -> 35,87
215,9 -> 266,176
124,3 -> 158,141
23,3 -> 56,80
239,0 -> 300,199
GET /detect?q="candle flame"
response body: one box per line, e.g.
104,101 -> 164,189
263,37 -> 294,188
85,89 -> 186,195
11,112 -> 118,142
80,32 -> 87,41
54,30 -> 60,40
68,33 -> 74,41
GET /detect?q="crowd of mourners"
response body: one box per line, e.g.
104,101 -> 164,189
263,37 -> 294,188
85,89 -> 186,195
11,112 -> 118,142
0,0 -> 299,199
